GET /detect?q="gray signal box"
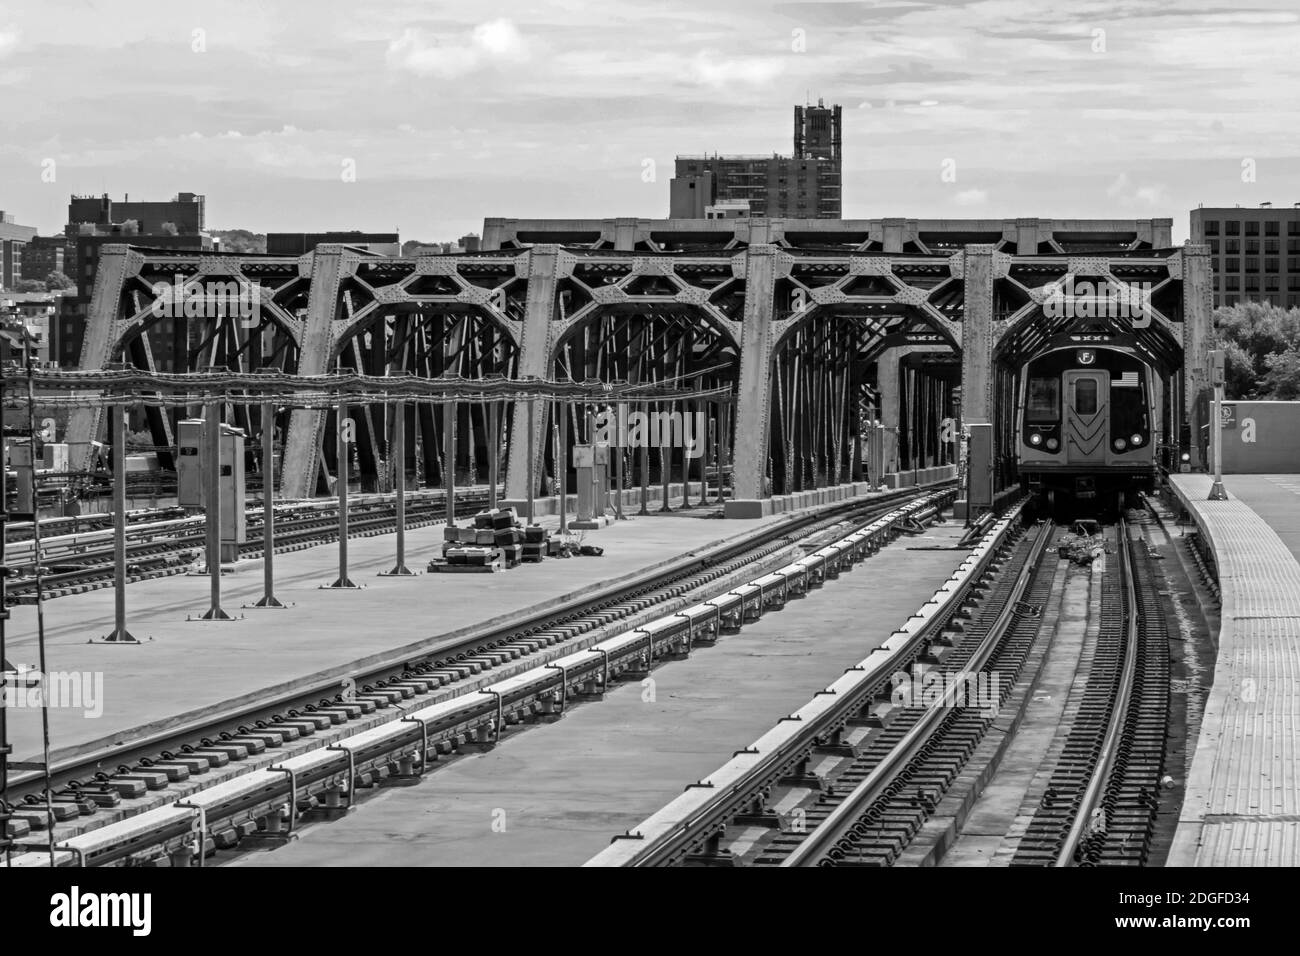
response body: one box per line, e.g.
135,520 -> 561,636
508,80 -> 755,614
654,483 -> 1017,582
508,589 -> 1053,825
177,419 -> 205,507
572,442 -> 611,528
176,418 -> 247,556
220,426 -> 247,553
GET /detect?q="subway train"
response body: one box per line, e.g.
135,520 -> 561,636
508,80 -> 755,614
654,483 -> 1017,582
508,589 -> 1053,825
1017,344 -> 1158,514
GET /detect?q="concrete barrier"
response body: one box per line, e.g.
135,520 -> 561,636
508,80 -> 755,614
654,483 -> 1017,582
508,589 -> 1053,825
723,470 -> 957,519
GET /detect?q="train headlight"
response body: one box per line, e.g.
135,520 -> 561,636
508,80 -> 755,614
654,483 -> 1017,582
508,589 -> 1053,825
1131,434 -> 1143,446
1181,452 -> 1191,462
1029,432 -> 1042,446
1113,437 -> 1128,451
1046,437 -> 1059,451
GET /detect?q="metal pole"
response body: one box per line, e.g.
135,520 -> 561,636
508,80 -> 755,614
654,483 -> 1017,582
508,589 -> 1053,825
659,402 -> 672,513
638,401 -> 650,516
678,400 -> 692,510
444,400 -> 456,528
382,401 -> 414,575
254,402 -> 284,605
613,405 -> 625,520
24,356 -> 58,860
200,399 -> 232,619
0,358 -> 7,811
694,397 -> 706,507
326,401 -> 357,588
716,399 -> 727,504
104,404 -> 139,638
1209,383 -> 1228,500
488,401 -> 499,511
558,400 -> 568,535
526,400 -> 536,524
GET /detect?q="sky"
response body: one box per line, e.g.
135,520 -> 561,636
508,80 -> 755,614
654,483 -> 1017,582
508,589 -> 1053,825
2,0 -> 1298,244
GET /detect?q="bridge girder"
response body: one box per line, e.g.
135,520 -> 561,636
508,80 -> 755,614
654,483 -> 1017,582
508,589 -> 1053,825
67,232 -> 1208,505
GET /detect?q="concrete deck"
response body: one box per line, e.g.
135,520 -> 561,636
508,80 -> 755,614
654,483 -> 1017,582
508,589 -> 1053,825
4,496 -> 793,764
1167,474 -> 1300,866
235,520 -> 977,867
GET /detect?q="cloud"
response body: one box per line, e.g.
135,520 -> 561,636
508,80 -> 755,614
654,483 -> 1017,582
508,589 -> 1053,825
689,51 -> 784,88
1107,172 -> 1167,206
954,188 -> 988,206
387,18 -> 528,78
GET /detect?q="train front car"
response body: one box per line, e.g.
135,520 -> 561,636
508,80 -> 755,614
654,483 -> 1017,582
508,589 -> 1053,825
1018,345 -> 1156,516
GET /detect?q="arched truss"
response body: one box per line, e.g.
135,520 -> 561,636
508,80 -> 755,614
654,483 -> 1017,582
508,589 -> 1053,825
107,254 -> 307,470
525,253 -> 744,492
989,251 -> 1186,488
763,254 -> 962,495
544,304 -> 739,491
313,256 -> 525,492
553,251 -> 746,334
993,251 -> 1185,373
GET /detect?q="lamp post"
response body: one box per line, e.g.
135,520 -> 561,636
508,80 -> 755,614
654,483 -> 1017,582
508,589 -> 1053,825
1208,349 -> 1228,501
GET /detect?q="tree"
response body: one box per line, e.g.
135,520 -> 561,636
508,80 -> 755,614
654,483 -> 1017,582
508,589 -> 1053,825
159,221 -> 179,236
44,271 -> 74,292
1262,350 -> 1300,400
13,278 -> 45,293
1214,302 -> 1300,399
1221,340 -> 1256,399
118,219 -> 140,236
207,229 -> 266,253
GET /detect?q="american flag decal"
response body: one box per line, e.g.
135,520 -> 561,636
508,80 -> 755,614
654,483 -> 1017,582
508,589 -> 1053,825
1113,371 -> 1140,388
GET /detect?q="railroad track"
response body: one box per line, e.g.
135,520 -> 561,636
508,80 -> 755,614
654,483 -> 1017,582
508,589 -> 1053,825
588,507 -> 1173,868
1013,513 -> 1170,866
2,483 -> 954,866
3,492 -> 491,603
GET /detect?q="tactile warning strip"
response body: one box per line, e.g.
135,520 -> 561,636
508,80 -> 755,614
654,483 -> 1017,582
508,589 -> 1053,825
1167,475 -> 1300,866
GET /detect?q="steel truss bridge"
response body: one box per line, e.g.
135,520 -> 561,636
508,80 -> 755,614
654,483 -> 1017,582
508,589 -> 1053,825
64,217 -> 1211,511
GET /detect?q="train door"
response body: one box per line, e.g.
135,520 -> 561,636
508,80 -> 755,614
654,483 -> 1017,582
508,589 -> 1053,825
1063,370 -> 1110,465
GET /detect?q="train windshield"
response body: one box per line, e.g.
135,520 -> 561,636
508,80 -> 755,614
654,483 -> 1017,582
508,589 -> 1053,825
1026,377 -> 1060,422
1073,378 -> 1098,415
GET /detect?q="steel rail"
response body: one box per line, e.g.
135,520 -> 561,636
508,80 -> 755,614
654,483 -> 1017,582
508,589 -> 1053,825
4,484 -> 953,817
5,488 -> 953,867
1054,517 -> 1139,867
590,499 -> 1026,868
782,518 -> 1055,866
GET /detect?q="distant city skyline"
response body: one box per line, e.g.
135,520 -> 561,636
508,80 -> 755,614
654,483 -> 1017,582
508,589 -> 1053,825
2,0 -> 1299,244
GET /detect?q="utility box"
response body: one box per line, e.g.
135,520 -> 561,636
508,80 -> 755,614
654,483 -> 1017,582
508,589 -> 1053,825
177,419 -> 205,507
177,418 -> 247,559
572,442 -> 611,528
221,425 -> 247,555
11,438 -> 34,515
41,442 -> 69,473
593,442 -> 610,515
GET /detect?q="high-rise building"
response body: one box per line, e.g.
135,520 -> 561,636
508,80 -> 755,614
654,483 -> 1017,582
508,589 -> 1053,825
1190,204 -> 1300,309
670,101 -> 843,219
266,231 -> 401,256
21,235 -> 69,283
66,192 -> 206,236
0,211 -> 38,290
55,190 -> 216,367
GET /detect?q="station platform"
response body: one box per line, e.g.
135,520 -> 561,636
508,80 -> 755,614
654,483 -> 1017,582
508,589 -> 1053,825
2,495 -> 794,765
1166,474 -> 1300,866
